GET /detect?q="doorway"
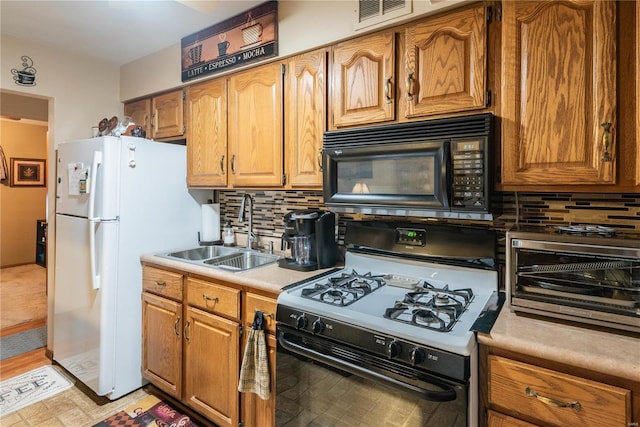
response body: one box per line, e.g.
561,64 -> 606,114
0,91 -> 50,366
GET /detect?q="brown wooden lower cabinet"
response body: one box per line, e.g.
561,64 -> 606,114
487,410 -> 538,427
484,351 -> 633,427
142,264 -> 277,427
240,292 -> 278,427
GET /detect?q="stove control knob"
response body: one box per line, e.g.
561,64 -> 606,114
296,314 -> 308,330
387,340 -> 401,359
410,348 -> 425,366
312,319 -> 325,334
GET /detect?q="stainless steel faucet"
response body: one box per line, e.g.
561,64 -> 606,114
238,193 -> 255,250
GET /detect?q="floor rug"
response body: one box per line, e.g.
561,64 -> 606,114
93,395 -> 200,427
0,365 -> 73,416
0,326 -> 47,360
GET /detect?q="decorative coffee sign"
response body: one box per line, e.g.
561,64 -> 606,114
181,1 -> 277,82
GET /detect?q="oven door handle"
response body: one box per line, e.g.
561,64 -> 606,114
278,332 -> 457,402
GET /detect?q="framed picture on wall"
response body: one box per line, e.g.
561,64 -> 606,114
10,158 -> 46,187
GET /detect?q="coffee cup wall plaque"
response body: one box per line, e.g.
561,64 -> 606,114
11,55 -> 37,86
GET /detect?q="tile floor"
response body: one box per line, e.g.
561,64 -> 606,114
0,381 -> 150,427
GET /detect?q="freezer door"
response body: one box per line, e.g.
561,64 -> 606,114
56,137 -> 120,219
53,214 -> 119,397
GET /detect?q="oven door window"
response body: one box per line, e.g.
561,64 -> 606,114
276,331 -> 468,427
323,141 -> 449,208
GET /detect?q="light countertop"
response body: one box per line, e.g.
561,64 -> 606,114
140,252 -> 339,296
478,308 -> 640,383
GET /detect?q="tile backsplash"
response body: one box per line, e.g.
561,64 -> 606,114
219,190 -> 640,239
218,190 -> 639,288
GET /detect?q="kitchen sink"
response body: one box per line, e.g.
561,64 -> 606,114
204,252 -> 280,271
166,246 -> 240,261
157,245 -> 280,272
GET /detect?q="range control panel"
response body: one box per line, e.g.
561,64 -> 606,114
396,228 -> 426,246
451,139 -> 488,210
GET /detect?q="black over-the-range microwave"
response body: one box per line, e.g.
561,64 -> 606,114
322,113 -> 495,220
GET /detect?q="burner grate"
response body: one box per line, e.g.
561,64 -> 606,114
300,270 -> 385,306
384,285 -> 474,332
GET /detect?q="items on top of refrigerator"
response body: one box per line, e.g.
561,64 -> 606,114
96,116 -> 143,138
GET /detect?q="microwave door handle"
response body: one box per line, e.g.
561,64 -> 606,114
278,332 -> 457,402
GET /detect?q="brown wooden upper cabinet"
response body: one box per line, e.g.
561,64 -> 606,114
500,1 -> 617,187
228,62 -> 284,188
402,4 -> 488,119
152,90 -> 186,140
185,79 -> 228,187
124,89 -> 185,141
331,4 -> 491,130
331,29 -> 396,128
123,98 -> 151,135
285,48 -> 328,188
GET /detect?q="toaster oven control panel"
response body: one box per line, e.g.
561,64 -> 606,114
452,139 -> 488,210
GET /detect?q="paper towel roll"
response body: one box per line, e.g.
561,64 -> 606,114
201,203 -> 221,242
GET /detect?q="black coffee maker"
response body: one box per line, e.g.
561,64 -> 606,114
278,210 -> 337,271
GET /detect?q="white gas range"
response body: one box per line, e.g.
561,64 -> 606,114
275,221 -> 500,427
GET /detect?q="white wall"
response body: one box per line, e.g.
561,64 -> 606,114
120,0 -> 464,101
1,34 -> 122,144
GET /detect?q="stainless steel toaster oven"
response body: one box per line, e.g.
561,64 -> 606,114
506,227 -> 640,333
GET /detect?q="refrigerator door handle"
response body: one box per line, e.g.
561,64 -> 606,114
89,219 -> 100,290
88,150 -> 103,221
88,150 -> 104,290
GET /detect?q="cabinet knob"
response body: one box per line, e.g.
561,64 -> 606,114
202,294 -> 219,304
600,122 -> 612,162
525,387 -> 582,412
174,317 -> 181,337
384,77 -> 393,104
220,155 -> 225,173
406,72 -> 414,101
231,154 -> 236,174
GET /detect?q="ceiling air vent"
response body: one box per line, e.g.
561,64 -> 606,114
356,0 -> 411,30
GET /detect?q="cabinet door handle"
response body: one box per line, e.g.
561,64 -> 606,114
317,149 -> 323,172
406,72 -> 414,101
220,155 -> 225,173
174,317 -> 181,337
184,320 -> 190,342
601,122 -> 613,162
203,294 -> 219,304
525,387 -> 581,412
384,77 -> 393,104
231,154 -> 236,174
154,280 -> 167,287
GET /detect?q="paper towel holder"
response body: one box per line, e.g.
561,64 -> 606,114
198,232 -> 223,246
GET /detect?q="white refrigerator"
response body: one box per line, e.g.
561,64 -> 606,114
54,136 -> 205,399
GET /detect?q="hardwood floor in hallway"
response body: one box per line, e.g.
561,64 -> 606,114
1,264 -> 47,331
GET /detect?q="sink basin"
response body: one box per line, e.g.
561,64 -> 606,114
165,246 -> 240,261
157,245 -> 280,272
204,252 -> 280,271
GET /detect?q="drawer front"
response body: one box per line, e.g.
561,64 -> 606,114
488,355 -> 631,427
142,266 -> 183,300
244,293 -> 277,334
186,277 -> 240,320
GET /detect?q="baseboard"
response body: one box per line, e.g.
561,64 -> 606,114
0,319 -> 47,338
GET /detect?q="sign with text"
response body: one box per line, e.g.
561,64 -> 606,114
181,1 -> 277,82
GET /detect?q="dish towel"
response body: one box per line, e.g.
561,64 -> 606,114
238,310 -> 271,400
0,145 -> 8,182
